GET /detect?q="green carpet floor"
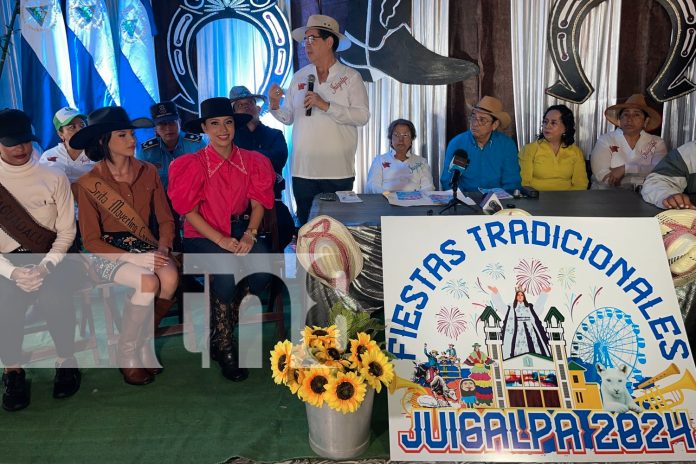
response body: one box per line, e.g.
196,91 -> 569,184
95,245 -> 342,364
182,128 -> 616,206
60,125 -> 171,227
1,333 -> 390,464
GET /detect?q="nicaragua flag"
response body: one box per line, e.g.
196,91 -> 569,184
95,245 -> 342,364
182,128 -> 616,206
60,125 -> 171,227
66,0 -> 120,112
117,0 -> 159,121
20,0 -> 75,149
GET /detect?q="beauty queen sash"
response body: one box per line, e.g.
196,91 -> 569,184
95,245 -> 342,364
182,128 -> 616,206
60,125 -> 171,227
76,174 -> 158,248
0,182 -> 57,253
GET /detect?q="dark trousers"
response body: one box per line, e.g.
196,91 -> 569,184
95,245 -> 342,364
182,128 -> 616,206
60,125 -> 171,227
183,221 -> 270,304
0,257 -> 85,365
292,177 -> 354,226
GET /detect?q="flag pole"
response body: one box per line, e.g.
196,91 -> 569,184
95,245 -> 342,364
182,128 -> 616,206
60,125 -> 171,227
0,0 -> 20,80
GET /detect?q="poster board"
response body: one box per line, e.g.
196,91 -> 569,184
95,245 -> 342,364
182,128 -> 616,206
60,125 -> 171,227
382,216 -> 696,462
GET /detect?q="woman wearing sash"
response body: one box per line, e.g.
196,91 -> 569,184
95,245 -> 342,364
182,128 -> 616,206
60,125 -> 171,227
71,107 -> 179,386
0,109 -> 83,411
168,97 -> 275,381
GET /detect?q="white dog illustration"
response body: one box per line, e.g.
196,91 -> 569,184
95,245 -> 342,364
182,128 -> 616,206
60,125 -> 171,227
597,363 -> 642,413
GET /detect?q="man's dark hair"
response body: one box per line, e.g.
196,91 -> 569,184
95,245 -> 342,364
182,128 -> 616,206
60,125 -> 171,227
317,29 -> 339,53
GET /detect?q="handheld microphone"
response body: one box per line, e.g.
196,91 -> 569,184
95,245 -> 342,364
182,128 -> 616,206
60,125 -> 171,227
306,74 -> 316,116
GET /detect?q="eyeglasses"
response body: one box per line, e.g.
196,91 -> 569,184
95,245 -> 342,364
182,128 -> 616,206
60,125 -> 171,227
541,119 -> 562,128
469,115 -> 494,126
303,35 -> 323,46
391,132 -> 412,139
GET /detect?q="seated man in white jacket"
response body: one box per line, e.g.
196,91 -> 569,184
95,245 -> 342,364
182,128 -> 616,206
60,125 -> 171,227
642,141 -> 696,209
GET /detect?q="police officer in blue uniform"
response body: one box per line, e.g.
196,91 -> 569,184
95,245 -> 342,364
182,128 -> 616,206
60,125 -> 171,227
230,86 -> 294,249
137,101 -> 206,190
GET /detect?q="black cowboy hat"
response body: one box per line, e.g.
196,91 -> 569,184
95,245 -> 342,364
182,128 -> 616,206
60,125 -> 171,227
183,97 -> 251,134
69,106 -> 153,150
0,109 -> 40,147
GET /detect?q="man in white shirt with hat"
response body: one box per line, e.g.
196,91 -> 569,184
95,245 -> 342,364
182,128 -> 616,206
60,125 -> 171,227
268,14 -> 370,225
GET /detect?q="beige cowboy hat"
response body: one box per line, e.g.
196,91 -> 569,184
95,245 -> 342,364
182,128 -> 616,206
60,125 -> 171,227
656,209 -> 696,286
473,96 -> 511,130
296,215 -> 363,291
291,14 -> 351,52
605,94 -> 662,132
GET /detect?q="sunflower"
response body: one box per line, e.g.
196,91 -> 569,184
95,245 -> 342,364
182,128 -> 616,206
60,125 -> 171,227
302,325 -> 339,349
349,332 -> 378,368
359,347 -> 394,393
325,371 -> 367,414
287,367 -> 306,395
270,340 -> 293,385
299,367 -> 332,407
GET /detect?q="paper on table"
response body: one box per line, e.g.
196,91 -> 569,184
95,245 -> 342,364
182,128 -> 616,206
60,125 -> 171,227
336,191 -> 363,203
384,190 -> 475,207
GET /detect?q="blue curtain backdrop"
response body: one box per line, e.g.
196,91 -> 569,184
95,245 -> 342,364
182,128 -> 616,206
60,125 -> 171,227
197,18 -> 293,206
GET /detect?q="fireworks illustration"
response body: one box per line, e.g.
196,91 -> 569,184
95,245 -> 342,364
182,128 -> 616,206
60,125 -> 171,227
565,292 -> 582,321
482,262 -> 505,280
557,267 -> 576,289
442,279 -> 469,299
436,306 -> 469,339
514,259 -> 551,295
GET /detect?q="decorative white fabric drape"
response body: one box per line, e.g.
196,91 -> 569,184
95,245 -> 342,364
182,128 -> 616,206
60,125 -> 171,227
355,0 -> 449,192
511,0 -> 622,158
662,60 -> 696,150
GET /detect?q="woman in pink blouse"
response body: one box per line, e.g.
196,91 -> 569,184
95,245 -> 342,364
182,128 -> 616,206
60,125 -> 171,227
168,97 -> 275,382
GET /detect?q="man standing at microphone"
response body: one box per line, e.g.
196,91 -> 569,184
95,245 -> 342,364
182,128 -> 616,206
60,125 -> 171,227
268,14 -> 370,225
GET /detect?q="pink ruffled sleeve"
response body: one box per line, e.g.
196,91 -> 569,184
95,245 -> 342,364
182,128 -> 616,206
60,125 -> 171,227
246,152 -> 275,210
168,153 -> 205,215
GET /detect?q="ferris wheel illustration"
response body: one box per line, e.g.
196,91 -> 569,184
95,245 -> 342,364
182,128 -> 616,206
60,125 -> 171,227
570,307 -> 647,381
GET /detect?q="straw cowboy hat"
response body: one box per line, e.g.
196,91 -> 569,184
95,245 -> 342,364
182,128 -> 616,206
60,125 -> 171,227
656,209 -> 696,286
291,14 -> 351,52
296,215 -> 363,292
473,96 -> 511,130
605,94 -> 662,132
70,106 -> 152,150
228,86 -> 266,105
182,97 -> 252,134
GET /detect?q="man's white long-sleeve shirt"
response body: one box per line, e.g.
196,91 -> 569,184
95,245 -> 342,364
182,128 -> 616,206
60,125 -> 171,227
271,60 -> 369,179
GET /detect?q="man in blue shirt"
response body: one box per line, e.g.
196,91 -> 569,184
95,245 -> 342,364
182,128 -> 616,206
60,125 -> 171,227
137,101 -> 205,190
440,96 -> 520,192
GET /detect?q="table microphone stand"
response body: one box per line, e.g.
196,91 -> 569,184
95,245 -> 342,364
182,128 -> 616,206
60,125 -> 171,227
439,172 -> 473,215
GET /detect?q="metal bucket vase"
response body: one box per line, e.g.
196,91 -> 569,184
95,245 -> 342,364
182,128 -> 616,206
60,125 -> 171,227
306,387 -> 375,460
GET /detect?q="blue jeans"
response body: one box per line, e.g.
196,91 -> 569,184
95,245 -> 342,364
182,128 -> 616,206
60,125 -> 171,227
183,221 -> 270,303
292,177 -> 354,226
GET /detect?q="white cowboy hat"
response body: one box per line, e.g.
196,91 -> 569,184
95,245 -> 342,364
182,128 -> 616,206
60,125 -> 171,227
656,209 -> 696,286
291,14 -> 351,52
296,215 -> 363,292
494,208 -> 531,216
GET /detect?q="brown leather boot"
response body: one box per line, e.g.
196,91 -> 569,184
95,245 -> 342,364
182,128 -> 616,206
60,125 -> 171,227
139,298 -> 175,375
118,301 -> 154,386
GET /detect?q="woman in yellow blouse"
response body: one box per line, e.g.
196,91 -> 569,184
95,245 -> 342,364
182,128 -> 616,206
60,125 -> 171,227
519,104 -> 588,191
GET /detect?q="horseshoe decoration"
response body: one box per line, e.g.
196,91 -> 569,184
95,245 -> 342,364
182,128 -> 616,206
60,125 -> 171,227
546,0 -> 608,104
166,0 -> 292,115
648,0 -> 696,102
546,0 -> 696,103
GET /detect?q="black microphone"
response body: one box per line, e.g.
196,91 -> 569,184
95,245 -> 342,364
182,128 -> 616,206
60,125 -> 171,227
306,74 -> 316,116
448,149 -> 469,192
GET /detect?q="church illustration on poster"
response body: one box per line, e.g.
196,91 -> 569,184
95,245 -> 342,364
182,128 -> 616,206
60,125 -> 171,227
382,215 -> 696,462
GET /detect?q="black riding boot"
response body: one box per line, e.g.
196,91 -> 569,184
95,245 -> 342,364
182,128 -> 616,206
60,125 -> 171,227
210,296 -> 248,382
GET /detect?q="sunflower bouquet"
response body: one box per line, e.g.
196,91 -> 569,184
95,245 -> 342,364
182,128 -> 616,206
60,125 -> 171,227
270,303 -> 395,414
